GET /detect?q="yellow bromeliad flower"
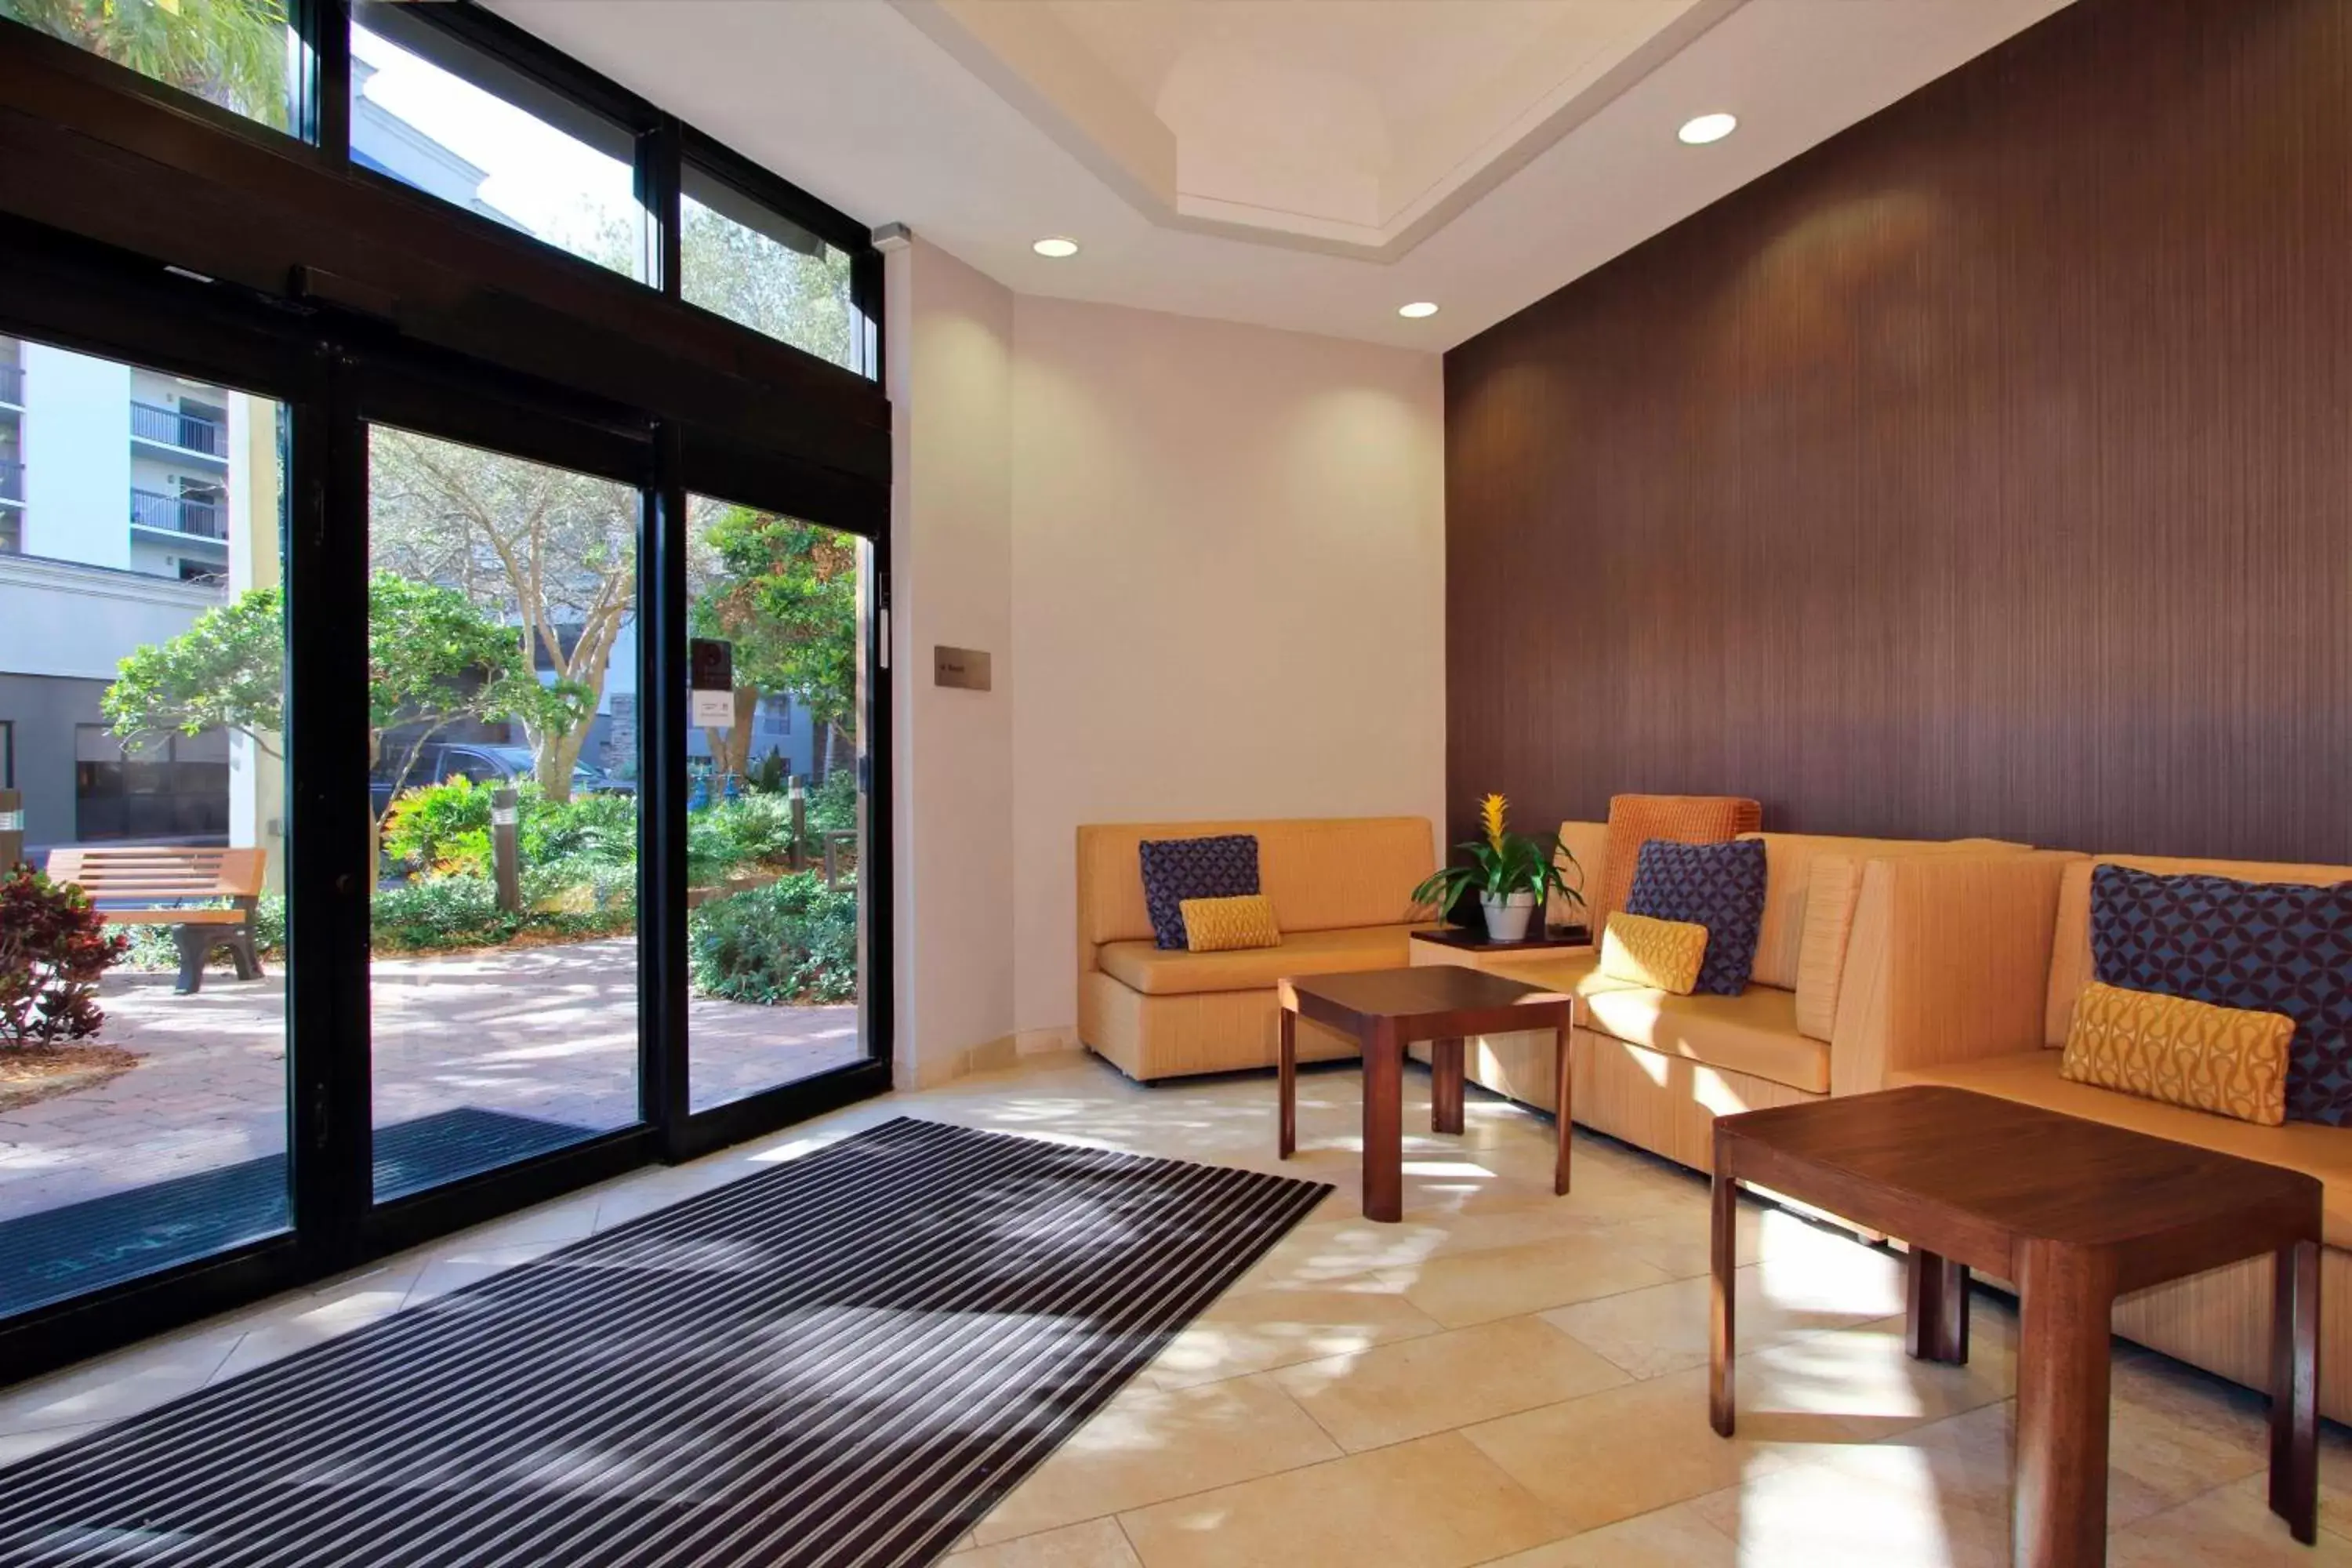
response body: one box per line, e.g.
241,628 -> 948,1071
1479,792 -> 1508,851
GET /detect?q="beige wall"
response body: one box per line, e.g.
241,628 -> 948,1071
889,263 -> 1445,1069
1006,296 -> 1445,1035
888,238 -> 1018,1087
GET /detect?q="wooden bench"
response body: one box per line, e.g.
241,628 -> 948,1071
45,847 -> 268,995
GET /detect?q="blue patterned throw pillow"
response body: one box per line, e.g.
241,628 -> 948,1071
1139,835 -> 1261,950
1623,837 -> 1767,996
2090,863 -> 2352,1126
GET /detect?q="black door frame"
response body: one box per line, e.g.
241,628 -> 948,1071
0,0 -> 896,1377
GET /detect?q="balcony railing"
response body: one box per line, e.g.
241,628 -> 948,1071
130,488 -> 225,540
0,364 -> 20,407
0,459 -> 19,503
130,400 -> 227,457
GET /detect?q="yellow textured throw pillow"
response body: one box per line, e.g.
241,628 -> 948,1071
1180,894 -> 1281,953
2060,981 -> 2292,1127
1599,912 -> 1709,995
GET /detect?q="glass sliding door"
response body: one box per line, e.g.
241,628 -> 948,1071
364,424 -> 643,1200
0,334 -> 292,1313
683,494 -> 869,1112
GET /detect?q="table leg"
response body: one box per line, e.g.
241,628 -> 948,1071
1278,1006 -> 1297,1160
1552,1025 -> 1573,1196
1361,1018 -> 1403,1223
1709,1160 -> 1737,1436
2014,1240 -> 2114,1568
1431,1036 -> 1465,1135
2270,1237 -> 2320,1544
1905,1249 -> 1972,1365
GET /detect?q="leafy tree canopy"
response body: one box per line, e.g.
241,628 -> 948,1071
688,503 -> 858,732
103,575 -> 552,771
1,0 -> 292,128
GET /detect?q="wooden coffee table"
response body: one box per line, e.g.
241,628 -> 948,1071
1277,967 -> 1575,1222
1710,1086 -> 2322,1566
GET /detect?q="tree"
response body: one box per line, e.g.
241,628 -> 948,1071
103,576 -> 544,822
369,430 -> 633,803
679,203 -> 858,372
1,0 -> 291,128
688,503 -> 858,780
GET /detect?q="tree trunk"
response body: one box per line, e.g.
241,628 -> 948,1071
703,685 -> 757,778
535,720 -> 592,804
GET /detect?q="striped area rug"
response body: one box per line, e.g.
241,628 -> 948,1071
0,1118 -> 1329,1566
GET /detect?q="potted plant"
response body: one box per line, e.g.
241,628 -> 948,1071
1410,793 -> 1585,943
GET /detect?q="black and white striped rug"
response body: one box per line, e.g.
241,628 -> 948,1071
0,1117 -> 1329,1566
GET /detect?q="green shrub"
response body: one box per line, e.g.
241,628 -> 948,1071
380,775 -> 495,870
0,866 -> 127,1041
121,891 -> 286,971
687,873 -> 856,1005
808,771 -> 857,831
370,876 -> 521,951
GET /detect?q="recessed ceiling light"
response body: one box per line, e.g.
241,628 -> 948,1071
1398,301 -> 1439,319
1678,112 -> 1738,145
1032,236 -> 1080,258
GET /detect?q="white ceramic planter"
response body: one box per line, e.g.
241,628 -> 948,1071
1479,891 -> 1537,943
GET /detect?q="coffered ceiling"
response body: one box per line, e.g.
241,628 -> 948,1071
488,0 -> 2074,350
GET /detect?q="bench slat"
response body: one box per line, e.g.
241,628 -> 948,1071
95,910 -> 249,926
45,846 -> 268,907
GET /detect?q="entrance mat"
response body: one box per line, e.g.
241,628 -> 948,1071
1,1107 -> 601,1318
0,1117 -> 1330,1566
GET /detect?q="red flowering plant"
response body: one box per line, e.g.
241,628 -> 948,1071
0,865 -> 129,1044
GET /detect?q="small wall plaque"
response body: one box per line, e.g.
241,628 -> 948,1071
934,646 -> 993,691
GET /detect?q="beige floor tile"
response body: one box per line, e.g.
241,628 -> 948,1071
1272,1314 -> 1631,1450
1539,1239 -> 1904,1379
0,1421 -> 105,1466
1146,1273 -> 1444,1389
942,1519 -> 1144,1568
1399,1231 -> 1679,1329
1116,1431 -> 1566,1568
1752,1394 -> 2222,1549
1471,1502 -> 1740,1567
206,1279 -> 420,1385
0,1330 -> 243,1436
971,1374 -> 1339,1544
2111,1472 -> 2352,1566
1729,1312 -> 2017,1439
1690,1439 -> 2017,1568
1461,1365 -> 1853,1537
1599,1200 -> 1867,1281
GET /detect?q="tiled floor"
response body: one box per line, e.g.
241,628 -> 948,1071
0,937 -> 860,1220
2,1052 -> 2346,1566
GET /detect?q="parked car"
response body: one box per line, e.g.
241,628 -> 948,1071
369,741 -> 633,818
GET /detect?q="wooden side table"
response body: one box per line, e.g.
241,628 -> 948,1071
1407,927 -> 1593,1117
1710,1086 -> 2322,1566
1278,967 -> 1575,1221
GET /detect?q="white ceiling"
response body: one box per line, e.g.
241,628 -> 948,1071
489,0 -> 2074,352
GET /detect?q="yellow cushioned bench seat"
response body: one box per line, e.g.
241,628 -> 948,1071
1496,952 -> 1828,1096
1098,924 -> 1420,996
1584,982 -> 1828,1095
1472,952 -> 1652,1014
1893,1048 -> 2352,1250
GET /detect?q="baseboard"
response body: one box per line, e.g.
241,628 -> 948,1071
956,1027 -> 1084,1080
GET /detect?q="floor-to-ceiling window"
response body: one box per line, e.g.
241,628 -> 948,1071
0,338 -> 292,1321
0,0 -> 891,1378
682,496 -> 870,1114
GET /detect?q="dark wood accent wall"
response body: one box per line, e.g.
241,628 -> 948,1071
1446,0 -> 2352,864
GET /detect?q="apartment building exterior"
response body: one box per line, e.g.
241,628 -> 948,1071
0,339 -> 277,858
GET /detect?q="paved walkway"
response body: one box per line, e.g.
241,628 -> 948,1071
0,938 -> 862,1223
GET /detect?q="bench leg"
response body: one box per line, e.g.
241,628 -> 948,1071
230,926 -> 262,982
171,925 -> 211,995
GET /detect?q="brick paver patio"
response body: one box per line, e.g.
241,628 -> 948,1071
0,937 -> 862,1225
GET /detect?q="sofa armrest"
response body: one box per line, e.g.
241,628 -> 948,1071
1829,851 -> 2081,1097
